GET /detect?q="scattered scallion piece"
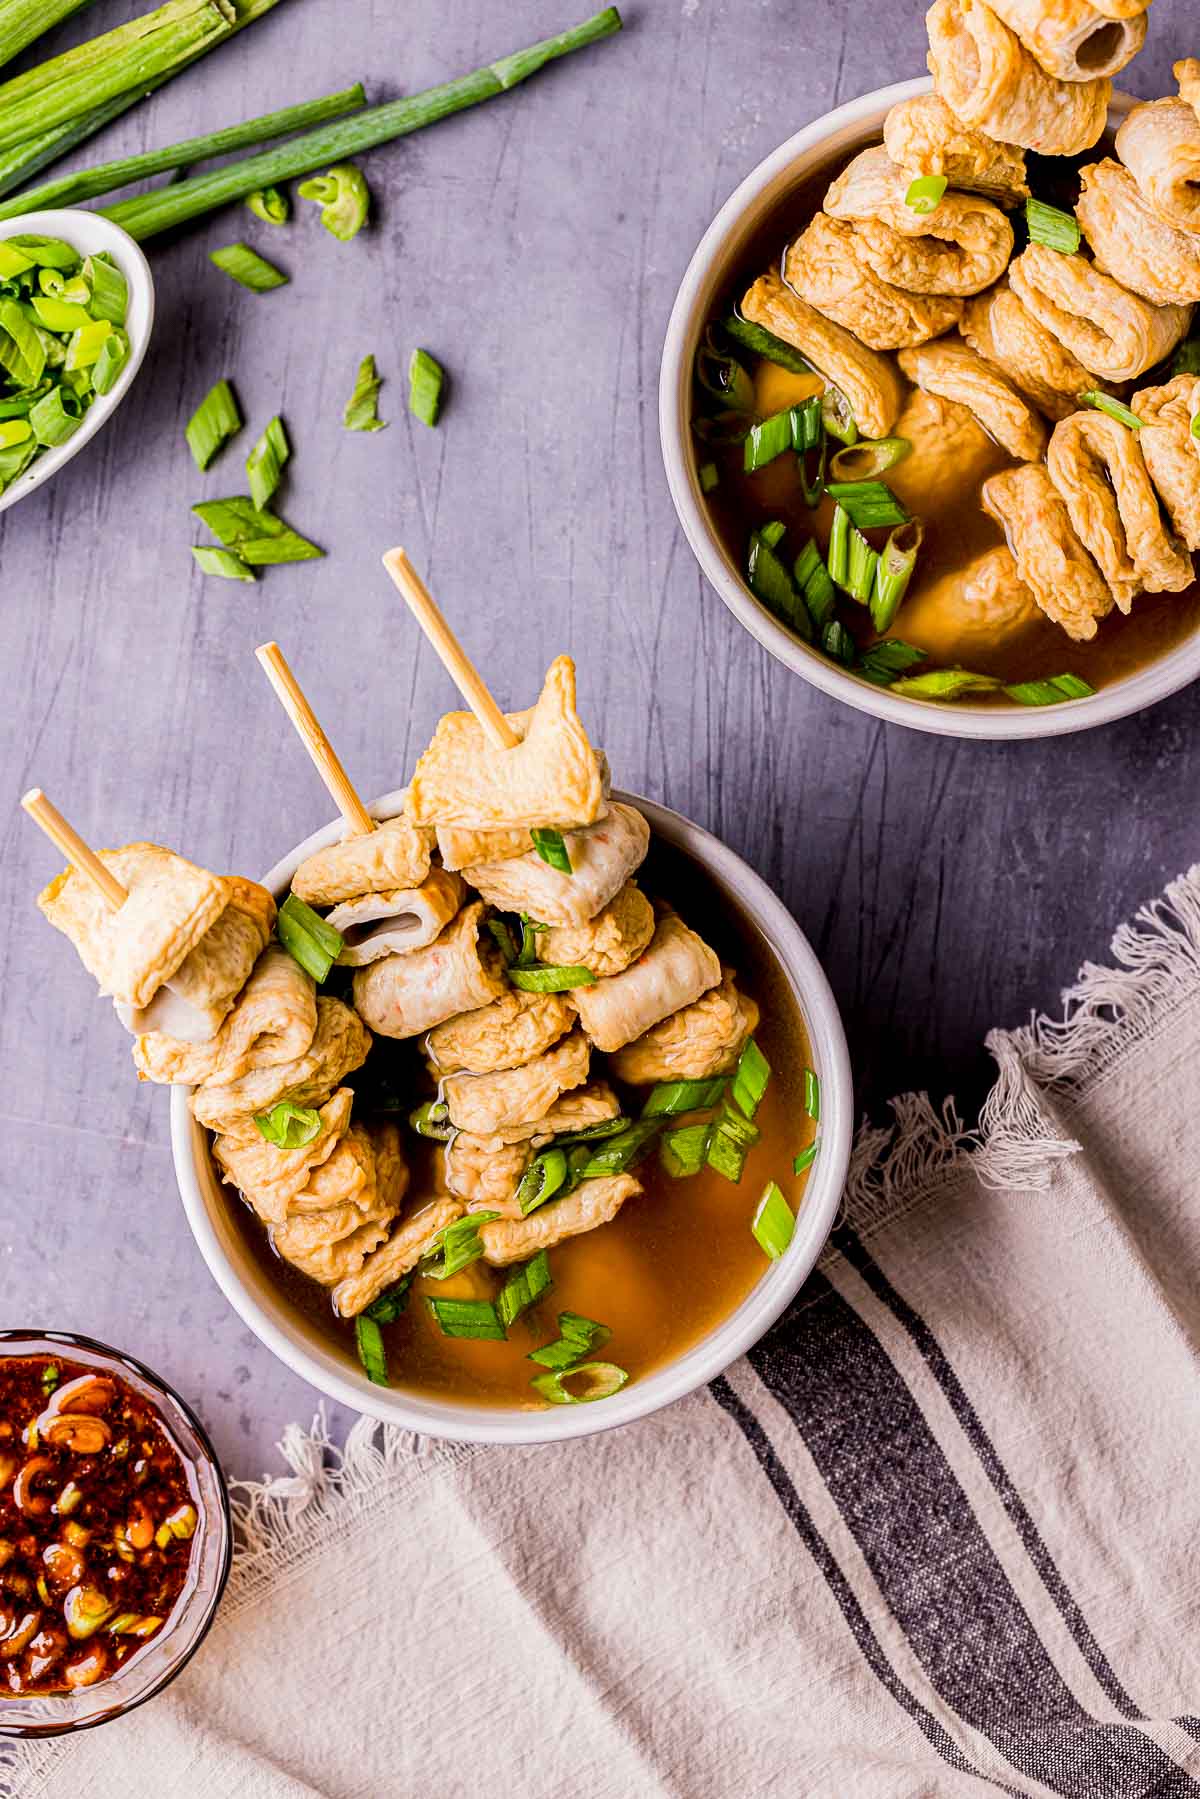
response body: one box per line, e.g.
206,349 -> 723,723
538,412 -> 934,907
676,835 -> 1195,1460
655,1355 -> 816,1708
761,519 -> 786,550
751,1181 -> 795,1260
748,528 -> 809,639
721,311 -> 814,375
843,524 -> 878,605
743,404 -> 804,474
829,436 -> 911,484
826,479 -> 909,530
354,1314 -> 389,1385
528,1312 -> 611,1368
1002,672 -> 1095,705
247,184 -> 289,225
91,328 -> 129,396
517,1147 -> 569,1215
343,352 -> 386,431
659,1120 -> 711,1178
804,1067 -> 820,1121
64,318 -> 112,371
731,1038 -> 770,1119
820,385 -> 858,446
246,414 -> 289,511
277,892 -> 343,981
1025,197 -> 1081,255
83,253 -> 127,325
705,1101 -> 758,1184
185,377 -> 241,471
889,668 -> 1004,700
192,495 -> 323,563
427,1296 -> 507,1341
695,330 -> 755,417
1078,390 -> 1143,430
822,618 -> 856,666
29,385 -> 82,446
209,241 -> 288,291
871,519 -> 924,633
497,1250 -> 552,1329
409,347 -> 445,427
857,639 -> 926,686
515,916 -> 545,967
552,1116 -> 630,1145
298,161 -> 370,240
530,826 -> 572,873
253,1100 -> 322,1149
905,174 -> 947,215
793,538 -> 835,631
793,1142 -> 818,1175
642,1076 -> 727,1118
699,460 -> 719,493
421,1212 -> 500,1281
827,502 -> 850,588
487,916 -> 519,964
30,293 -> 90,332
508,963 -> 594,993
799,428 -> 827,509
0,416 -> 28,447
531,1361 -> 628,1404
409,1098 -> 452,1141
580,1118 -> 662,1177
364,1274 -> 412,1325
191,544 -> 255,581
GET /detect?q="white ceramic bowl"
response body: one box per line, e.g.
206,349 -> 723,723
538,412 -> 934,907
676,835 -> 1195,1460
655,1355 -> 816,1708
171,790 -> 853,1445
0,209 -> 154,516
658,80 -> 1198,741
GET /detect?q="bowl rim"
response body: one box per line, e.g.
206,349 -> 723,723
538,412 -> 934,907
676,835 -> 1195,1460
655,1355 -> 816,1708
0,1328 -> 231,1738
658,78 -> 1199,742
170,789 -> 853,1446
0,208 -> 155,517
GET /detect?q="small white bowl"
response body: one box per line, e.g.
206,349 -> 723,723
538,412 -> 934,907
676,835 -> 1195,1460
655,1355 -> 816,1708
170,791 -> 853,1446
658,80 -> 1200,741
0,209 -> 153,516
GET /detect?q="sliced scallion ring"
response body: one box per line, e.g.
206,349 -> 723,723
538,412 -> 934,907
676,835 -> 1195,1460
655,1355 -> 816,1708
409,1099 -> 452,1141
298,163 -> 371,240
191,545 -> 256,582
355,1315 -> 389,1385
427,1297 -> 506,1341
497,1249 -> 552,1329
209,242 -> 288,292
246,414 -> 290,511
531,1361 -> 628,1404
517,1148 -> 569,1216
804,1068 -> 821,1121
1025,197 -> 1080,255
530,826 -> 572,873
528,1312 -> 611,1368
642,1076 -> 727,1118
871,519 -> 924,634
277,892 -> 343,981
751,1181 -> 796,1260
904,174 -> 947,215
344,353 -> 386,431
1002,673 -> 1095,705
1078,390 -> 1143,430
580,1118 -> 662,1177
793,1142 -> 819,1175
409,347 -> 445,427
659,1119 -> 711,1178
828,436 -> 911,484
420,1212 -> 500,1281
889,669 -> 1003,701
731,1038 -> 770,1119
246,185 -> 290,226
508,963 -> 594,993
185,378 -> 241,472
253,1100 -> 322,1149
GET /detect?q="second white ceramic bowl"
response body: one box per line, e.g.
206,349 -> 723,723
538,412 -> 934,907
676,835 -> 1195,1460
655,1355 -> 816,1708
0,209 -> 154,516
171,790 -> 853,1446
658,79 -> 1200,741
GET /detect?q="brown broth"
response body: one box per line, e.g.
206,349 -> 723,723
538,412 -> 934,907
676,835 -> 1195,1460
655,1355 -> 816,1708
698,143 -> 1200,698
224,837 -> 818,1410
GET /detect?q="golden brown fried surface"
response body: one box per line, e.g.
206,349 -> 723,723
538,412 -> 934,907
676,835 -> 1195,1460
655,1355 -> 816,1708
442,1029 -> 591,1137
740,269 -> 904,439
463,801 -> 649,930
189,995 -> 372,1138
444,1135 -> 533,1217
211,1088 -> 355,1226
479,1175 -> 640,1267
897,340 -> 1048,459
291,816 -> 433,907
425,986 -> 576,1076
960,279 -> 1106,420
784,216 -> 964,348
333,1196 -> 465,1318
125,876 -> 275,1041
1130,375 -> 1200,551
134,943 -> 317,1087
981,463 -> 1114,639
609,970 -> 759,1086
1007,244 -> 1193,383
983,0 -> 1144,80
926,0 -> 1110,156
883,94 -> 1029,203
892,545 -> 1042,663
1076,160 -> 1200,307
326,869 -> 467,969
572,913 -> 722,1054
1046,410 -> 1194,610
1116,96 -> 1200,235
823,145 -> 1015,295
536,880 -> 655,979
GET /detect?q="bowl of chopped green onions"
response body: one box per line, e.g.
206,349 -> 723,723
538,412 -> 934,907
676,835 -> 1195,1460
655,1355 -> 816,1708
0,208 -> 153,515
169,789 -> 853,1445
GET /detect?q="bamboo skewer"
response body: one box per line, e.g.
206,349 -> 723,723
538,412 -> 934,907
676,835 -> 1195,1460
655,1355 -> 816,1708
20,788 -> 127,909
255,641 -> 377,838
382,547 -> 520,752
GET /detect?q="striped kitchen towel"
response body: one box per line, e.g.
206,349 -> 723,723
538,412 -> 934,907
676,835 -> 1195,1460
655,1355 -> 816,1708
12,869 -> 1200,1799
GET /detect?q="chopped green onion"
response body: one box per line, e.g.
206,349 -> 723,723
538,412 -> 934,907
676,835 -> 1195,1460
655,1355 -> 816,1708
528,1312 -> 611,1368
343,352 -> 386,431
364,1274 -> 412,1324
0,417 -> 28,448
743,404 -> 803,473
409,347 -> 445,427
760,519 -> 786,550
1192,408 -> 1200,441
820,385 -> 858,446
421,1211 -> 500,1281
793,1142 -> 819,1175
793,538 -> 836,630
857,639 -> 927,686
64,318 -> 112,371
799,429 -> 827,509
253,1100 -> 322,1149
1025,197 -> 1080,255
530,826 -> 572,873
0,241 -> 32,278
1002,672 -> 1095,705
843,524 -> 878,605
871,519 -> 924,633
191,545 -> 256,582
890,669 -> 1004,700
531,1361 -> 628,1404
91,328 -> 128,396
829,437 -> 911,484
185,377 -> 241,471
517,1147 -> 569,1215
277,891 -> 343,982
580,1118 -> 662,1177
905,174 -> 947,215
792,394 -> 822,451
298,161 -> 370,240
209,242 -> 288,291
826,479 -> 910,530
28,386 -> 82,446
659,1120 -> 711,1178
804,1067 -> 820,1120
515,916 -> 546,967
497,1249 -> 552,1329
1078,390 -> 1143,430
642,1076 -> 727,1118
699,460 -> 719,493
731,1038 -> 770,1119
487,916 -> 519,965
552,1116 -> 631,1145
30,293 -> 91,332
695,331 -> 756,416
247,185 -> 289,225
409,1098 -> 452,1141
8,235 -> 79,270
827,502 -> 850,588
354,1314 -> 389,1385
705,1121 -> 748,1184
192,495 -> 323,564
427,1296 -> 507,1341
715,1100 -> 760,1149
722,312 -> 814,374
508,963 -> 594,992
0,298 -> 46,384
748,528 -> 810,639
821,618 -> 856,666
1172,335 -> 1200,378
751,1181 -> 796,1260
246,414 -> 289,511
82,253 -> 127,325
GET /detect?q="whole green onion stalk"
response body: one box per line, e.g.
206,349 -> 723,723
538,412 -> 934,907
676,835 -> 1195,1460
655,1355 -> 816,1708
0,0 -> 96,75
103,7 -> 624,241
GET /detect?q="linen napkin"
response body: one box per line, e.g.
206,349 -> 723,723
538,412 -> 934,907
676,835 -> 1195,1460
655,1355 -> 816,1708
10,868 -> 1200,1799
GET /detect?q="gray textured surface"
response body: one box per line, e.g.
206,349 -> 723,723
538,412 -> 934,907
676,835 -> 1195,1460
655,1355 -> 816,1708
0,0 -> 1194,1479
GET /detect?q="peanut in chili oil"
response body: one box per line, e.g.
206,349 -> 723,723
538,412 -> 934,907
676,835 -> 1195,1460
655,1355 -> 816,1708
0,1355 -> 201,1696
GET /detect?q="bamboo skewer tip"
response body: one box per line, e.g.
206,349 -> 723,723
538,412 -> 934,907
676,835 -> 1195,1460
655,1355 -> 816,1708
381,547 -> 520,753
20,787 -> 127,909
253,640 -> 376,838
